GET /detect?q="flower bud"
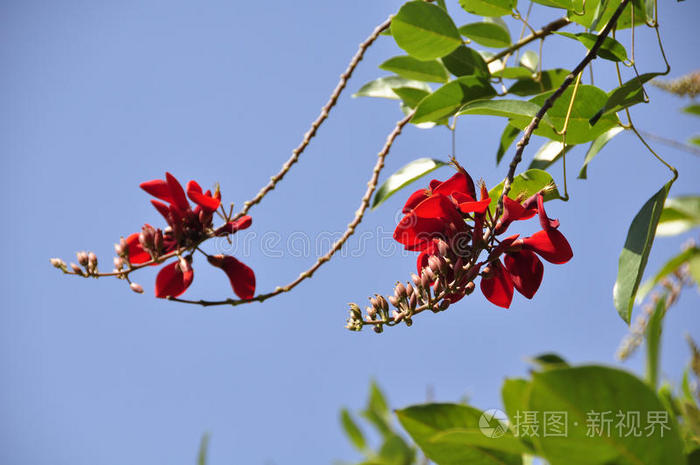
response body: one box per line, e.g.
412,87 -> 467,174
369,296 -> 379,309
366,305 -> 377,318
437,239 -> 450,257
432,277 -> 442,294
481,266 -> 493,279
439,300 -> 450,311
404,317 -> 413,327
114,243 -> 124,256
178,256 -> 192,274
421,270 -> 432,289
77,251 -> 89,266
88,252 -> 98,269
373,325 -> 383,334
392,310 -> 403,322
50,258 -> 65,269
395,282 -> 407,299
406,283 -> 414,297
130,282 -> 144,294
376,295 -> 389,312
70,263 -> 83,275
388,295 -> 399,308
113,256 -> 124,269
428,255 -> 441,275
411,273 -> 422,288
409,293 -> 417,310
465,281 -> 476,295
348,303 -> 362,319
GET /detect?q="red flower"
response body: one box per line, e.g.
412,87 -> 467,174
480,261 -> 514,308
155,257 -> 194,298
208,255 -> 256,300
402,170 -> 476,214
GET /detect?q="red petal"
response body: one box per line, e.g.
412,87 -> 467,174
415,241 -> 438,274
208,255 -> 256,300
394,213 -> 446,249
151,200 -> 171,222
458,198 -> 491,215
434,170 -> 476,199
414,195 -> 464,225
140,179 -> 174,204
403,189 -> 430,214
215,216 -> 253,236
165,172 -> 190,211
480,261 -> 514,308
125,232 -> 152,264
504,250 -> 543,299
536,193 -> 560,230
522,228 -> 573,264
186,180 -> 221,212
155,260 -> 194,298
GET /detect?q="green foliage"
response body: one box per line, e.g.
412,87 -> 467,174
555,31 -> 628,62
656,196 -> 700,237
441,45 -> 490,77
392,2 -> 462,61
637,247 -> 700,303
412,76 -> 496,123
354,76 -> 431,99
379,56 -> 449,83
497,124 -> 521,164
372,158 -> 448,209
197,433 -> 209,465
459,21 -> 511,48
646,296 -> 667,390
488,169 -> 561,213
578,126 -> 625,179
591,72 -> 662,125
569,0 -> 652,31
508,68 -> 569,97
458,0 -> 516,17
614,179 -> 675,324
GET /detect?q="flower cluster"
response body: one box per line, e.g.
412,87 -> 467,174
346,165 -> 572,332
52,172 -> 256,301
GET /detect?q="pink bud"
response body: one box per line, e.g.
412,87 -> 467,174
130,282 -> 144,294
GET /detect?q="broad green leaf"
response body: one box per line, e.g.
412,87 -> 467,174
528,140 -> 573,171
354,76 -> 431,99
392,2 -> 462,61
393,87 -> 430,108
380,56 -> 448,83
555,31 -> 628,62
412,76 -> 496,123
636,247 -> 700,303
488,169 -> 561,213
528,366 -> 685,465
578,126 -> 625,179
341,408 -> 367,451
508,68 -> 569,97
527,353 -> 570,371
590,73 -> 661,125
645,294 -> 667,390
502,378 -> 531,424
684,104 -> 700,116
480,50 -> 505,75
656,196 -> 700,236
378,434 -> 415,465
396,403 -> 523,465
519,51 -> 539,72
459,0 -> 515,17
510,85 -> 621,145
197,433 -> 209,465
372,158 -> 447,209
457,99 -> 554,128
497,124 -> 521,164
570,0 -> 652,31
532,0 -> 575,9
441,45 -> 490,78
459,22 -> 511,48
492,67 -> 535,79
613,179 -> 674,324
361,381 -> 393,437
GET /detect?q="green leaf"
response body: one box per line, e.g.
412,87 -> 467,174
527,353 -> 570,371
497,124 -> 521,164
555,31 -> 628,62
362,381 -> 393,437
459,0 -> 516,17
378,435 -> 415,465
691,136 -> 700,147
492,67 -> 535,79
528,366 -> 686,465
511,85 -> 621,145
412,76 -> 496,123
488,169 -> 560,213
457,99 -> 554,128
690,253 -> 700,287
392,1 -> 462,61
396,403 -> 524,465
508,68 -> 569,97
613,179 -> 674,324
441,45 -> 490,78
590,73 -> 661,125
683,104 -> 700,116
532,0 -> 575,9
528,140 -> 573,171
197,433 -> 210,465
372,158 -> 447,209
393,87 -> 430,109
578,126 -> 625,179
380,56 -> 449,83
645,295 -> 667,390
502,378 -> 531,426
636,247 -> 700,303
354,76 -> 431,99
459,22 -> 511,48
519,51 -> 539,72
570,0 -> 652,31
656,196 -> 700,236
341,408 -> 367,451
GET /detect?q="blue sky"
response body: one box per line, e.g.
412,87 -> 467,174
1,1 -> 699,463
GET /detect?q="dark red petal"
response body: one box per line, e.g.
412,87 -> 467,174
215,216 -> 253,236
480,261 -> 514,308
140,179 -> 174,204
458,198 -> 491,215
521,228 -> 573,264
151,200 -> 171,222
403,189 -> 430,214
536,193 -> 560,230
504,250 -> 543,299
125,232 -> 152,264
414,195 -> 464,225
165,172 -> 190,211
186,180 -> 221,212
434,170 -> 476,199
394,213 -> 446,249
451,191 -> 475,203
415,241 -> 439,274
208,255 -> 255,300
154,260 -> 194,298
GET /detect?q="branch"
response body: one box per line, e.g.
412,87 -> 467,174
232,16 -> 393,221
495,0 -> 632,218
486,16 -> 571,64
170,111 -> 415,307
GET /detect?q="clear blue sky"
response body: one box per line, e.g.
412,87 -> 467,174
1,1 -> 699,463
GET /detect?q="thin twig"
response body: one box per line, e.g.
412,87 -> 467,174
170,112 -> 415,307
637,131 -> 700,156
487,16 -> 571,64
231,16 -> 393,221
494,0 -> 633,220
